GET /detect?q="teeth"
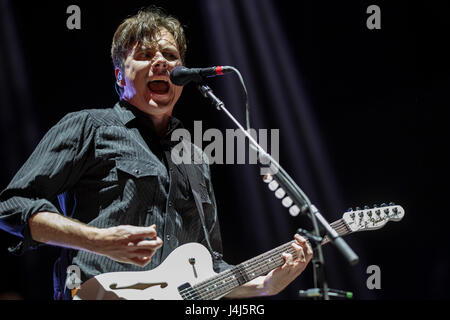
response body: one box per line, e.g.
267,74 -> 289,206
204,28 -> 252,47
149,77 -> 169,82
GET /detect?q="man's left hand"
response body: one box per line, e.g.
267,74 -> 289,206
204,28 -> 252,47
261,234 -> 313,295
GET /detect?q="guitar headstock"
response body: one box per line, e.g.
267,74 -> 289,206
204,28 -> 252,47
342,203 -> 405,233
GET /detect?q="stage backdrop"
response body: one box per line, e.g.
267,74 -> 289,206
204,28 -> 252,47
0,0 -> 448,300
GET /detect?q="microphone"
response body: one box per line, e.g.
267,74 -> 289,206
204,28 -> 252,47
170,66 -> 233,86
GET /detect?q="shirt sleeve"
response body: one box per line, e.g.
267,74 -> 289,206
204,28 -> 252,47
0,111 -> 96,255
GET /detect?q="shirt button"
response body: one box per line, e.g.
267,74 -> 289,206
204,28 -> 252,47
166,234 -> 171,241
168,201 -> 173,207
134,169 -> 140,175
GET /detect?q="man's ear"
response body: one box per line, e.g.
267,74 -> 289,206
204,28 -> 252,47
115,68 -> 125,87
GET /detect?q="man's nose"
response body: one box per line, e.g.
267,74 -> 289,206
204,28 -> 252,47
152,53 -> 168,74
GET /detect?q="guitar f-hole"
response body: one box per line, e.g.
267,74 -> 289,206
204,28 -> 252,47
189,258 -> 198,278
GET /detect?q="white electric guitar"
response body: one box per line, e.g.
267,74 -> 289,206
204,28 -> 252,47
74,203 -> 404,300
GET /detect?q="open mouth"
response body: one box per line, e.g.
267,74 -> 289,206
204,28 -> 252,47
147,79 -> 170,95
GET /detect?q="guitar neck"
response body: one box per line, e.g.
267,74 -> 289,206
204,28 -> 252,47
191,218 -> 352,300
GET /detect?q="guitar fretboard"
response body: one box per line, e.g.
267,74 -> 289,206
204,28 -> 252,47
180,218 -> 351,300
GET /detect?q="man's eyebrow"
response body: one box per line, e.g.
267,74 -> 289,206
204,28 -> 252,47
135,44 -> 179,53
159,43 -> 179,51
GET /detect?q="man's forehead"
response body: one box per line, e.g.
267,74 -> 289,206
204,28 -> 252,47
135,29 -> 178,51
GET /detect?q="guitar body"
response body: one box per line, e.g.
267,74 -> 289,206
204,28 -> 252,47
73,204 -> 404,300
74,243 -> 219,300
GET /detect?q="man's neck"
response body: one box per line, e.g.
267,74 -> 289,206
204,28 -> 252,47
148,114 -> 171,137
122,99 -> 172,137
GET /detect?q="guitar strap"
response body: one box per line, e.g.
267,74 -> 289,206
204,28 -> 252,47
178,149 -> 219,261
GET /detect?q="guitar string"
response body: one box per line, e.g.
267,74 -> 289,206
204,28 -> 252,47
181,219 -> 352,299
184,213 -> 397,299
182,248 -> 295,300
181,228 -> 349,299
180,243 -> 294,299
191,246 -> 299,300
180,221 -> 351,299
181,243 -> 298,299
184,213 -> 395,298
180,242 -> 294,298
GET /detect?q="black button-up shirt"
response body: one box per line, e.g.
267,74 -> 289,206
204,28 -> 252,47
0,100 -> 230,299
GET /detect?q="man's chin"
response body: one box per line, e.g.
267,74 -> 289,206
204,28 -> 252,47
145,98 -> 174,114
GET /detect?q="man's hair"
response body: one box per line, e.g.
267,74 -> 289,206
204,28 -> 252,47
111,6 -> 187,73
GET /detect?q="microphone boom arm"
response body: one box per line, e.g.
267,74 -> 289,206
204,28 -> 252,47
197,82 -> 360,300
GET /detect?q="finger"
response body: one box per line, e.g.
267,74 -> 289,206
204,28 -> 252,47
130,256 -> 151,267
127,225 -> 158,240
129,238 -> 163,250
282,252 -> 295,267
129,249 -> 157,259
292,242 -> 306,263
294,234 -> 313,255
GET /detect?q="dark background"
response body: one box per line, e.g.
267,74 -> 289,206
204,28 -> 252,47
0,0 -> 448,300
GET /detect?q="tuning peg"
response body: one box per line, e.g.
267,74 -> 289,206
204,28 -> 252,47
346,207 -> 353,212
364,205 -> 370,210
389,202 -> 396,206
380,203 -> 387,207
373,204 -> 378,208
355,207 -> 361,211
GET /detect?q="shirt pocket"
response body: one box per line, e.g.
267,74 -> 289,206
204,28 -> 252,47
115,158 -> 161,177
114,158 -> 163,222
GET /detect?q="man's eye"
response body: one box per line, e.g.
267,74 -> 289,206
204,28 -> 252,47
164,52 -> 178,60
137,52 -> 152,59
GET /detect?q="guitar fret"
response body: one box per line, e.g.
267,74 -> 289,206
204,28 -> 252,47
189,242 -> 297,300
186,218 -> 357,300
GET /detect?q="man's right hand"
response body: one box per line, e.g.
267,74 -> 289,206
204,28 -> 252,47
92,224 -> 163,267
29,212 -> 163,268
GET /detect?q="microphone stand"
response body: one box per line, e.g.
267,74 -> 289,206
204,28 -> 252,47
197,83 -> 359,300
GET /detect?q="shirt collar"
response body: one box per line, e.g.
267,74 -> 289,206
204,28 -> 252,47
114,100 -> 184,146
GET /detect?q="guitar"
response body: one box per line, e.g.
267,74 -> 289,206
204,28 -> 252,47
73,204 -> 404,300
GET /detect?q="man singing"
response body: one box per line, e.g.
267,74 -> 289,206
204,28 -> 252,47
0,6 -> 312,300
